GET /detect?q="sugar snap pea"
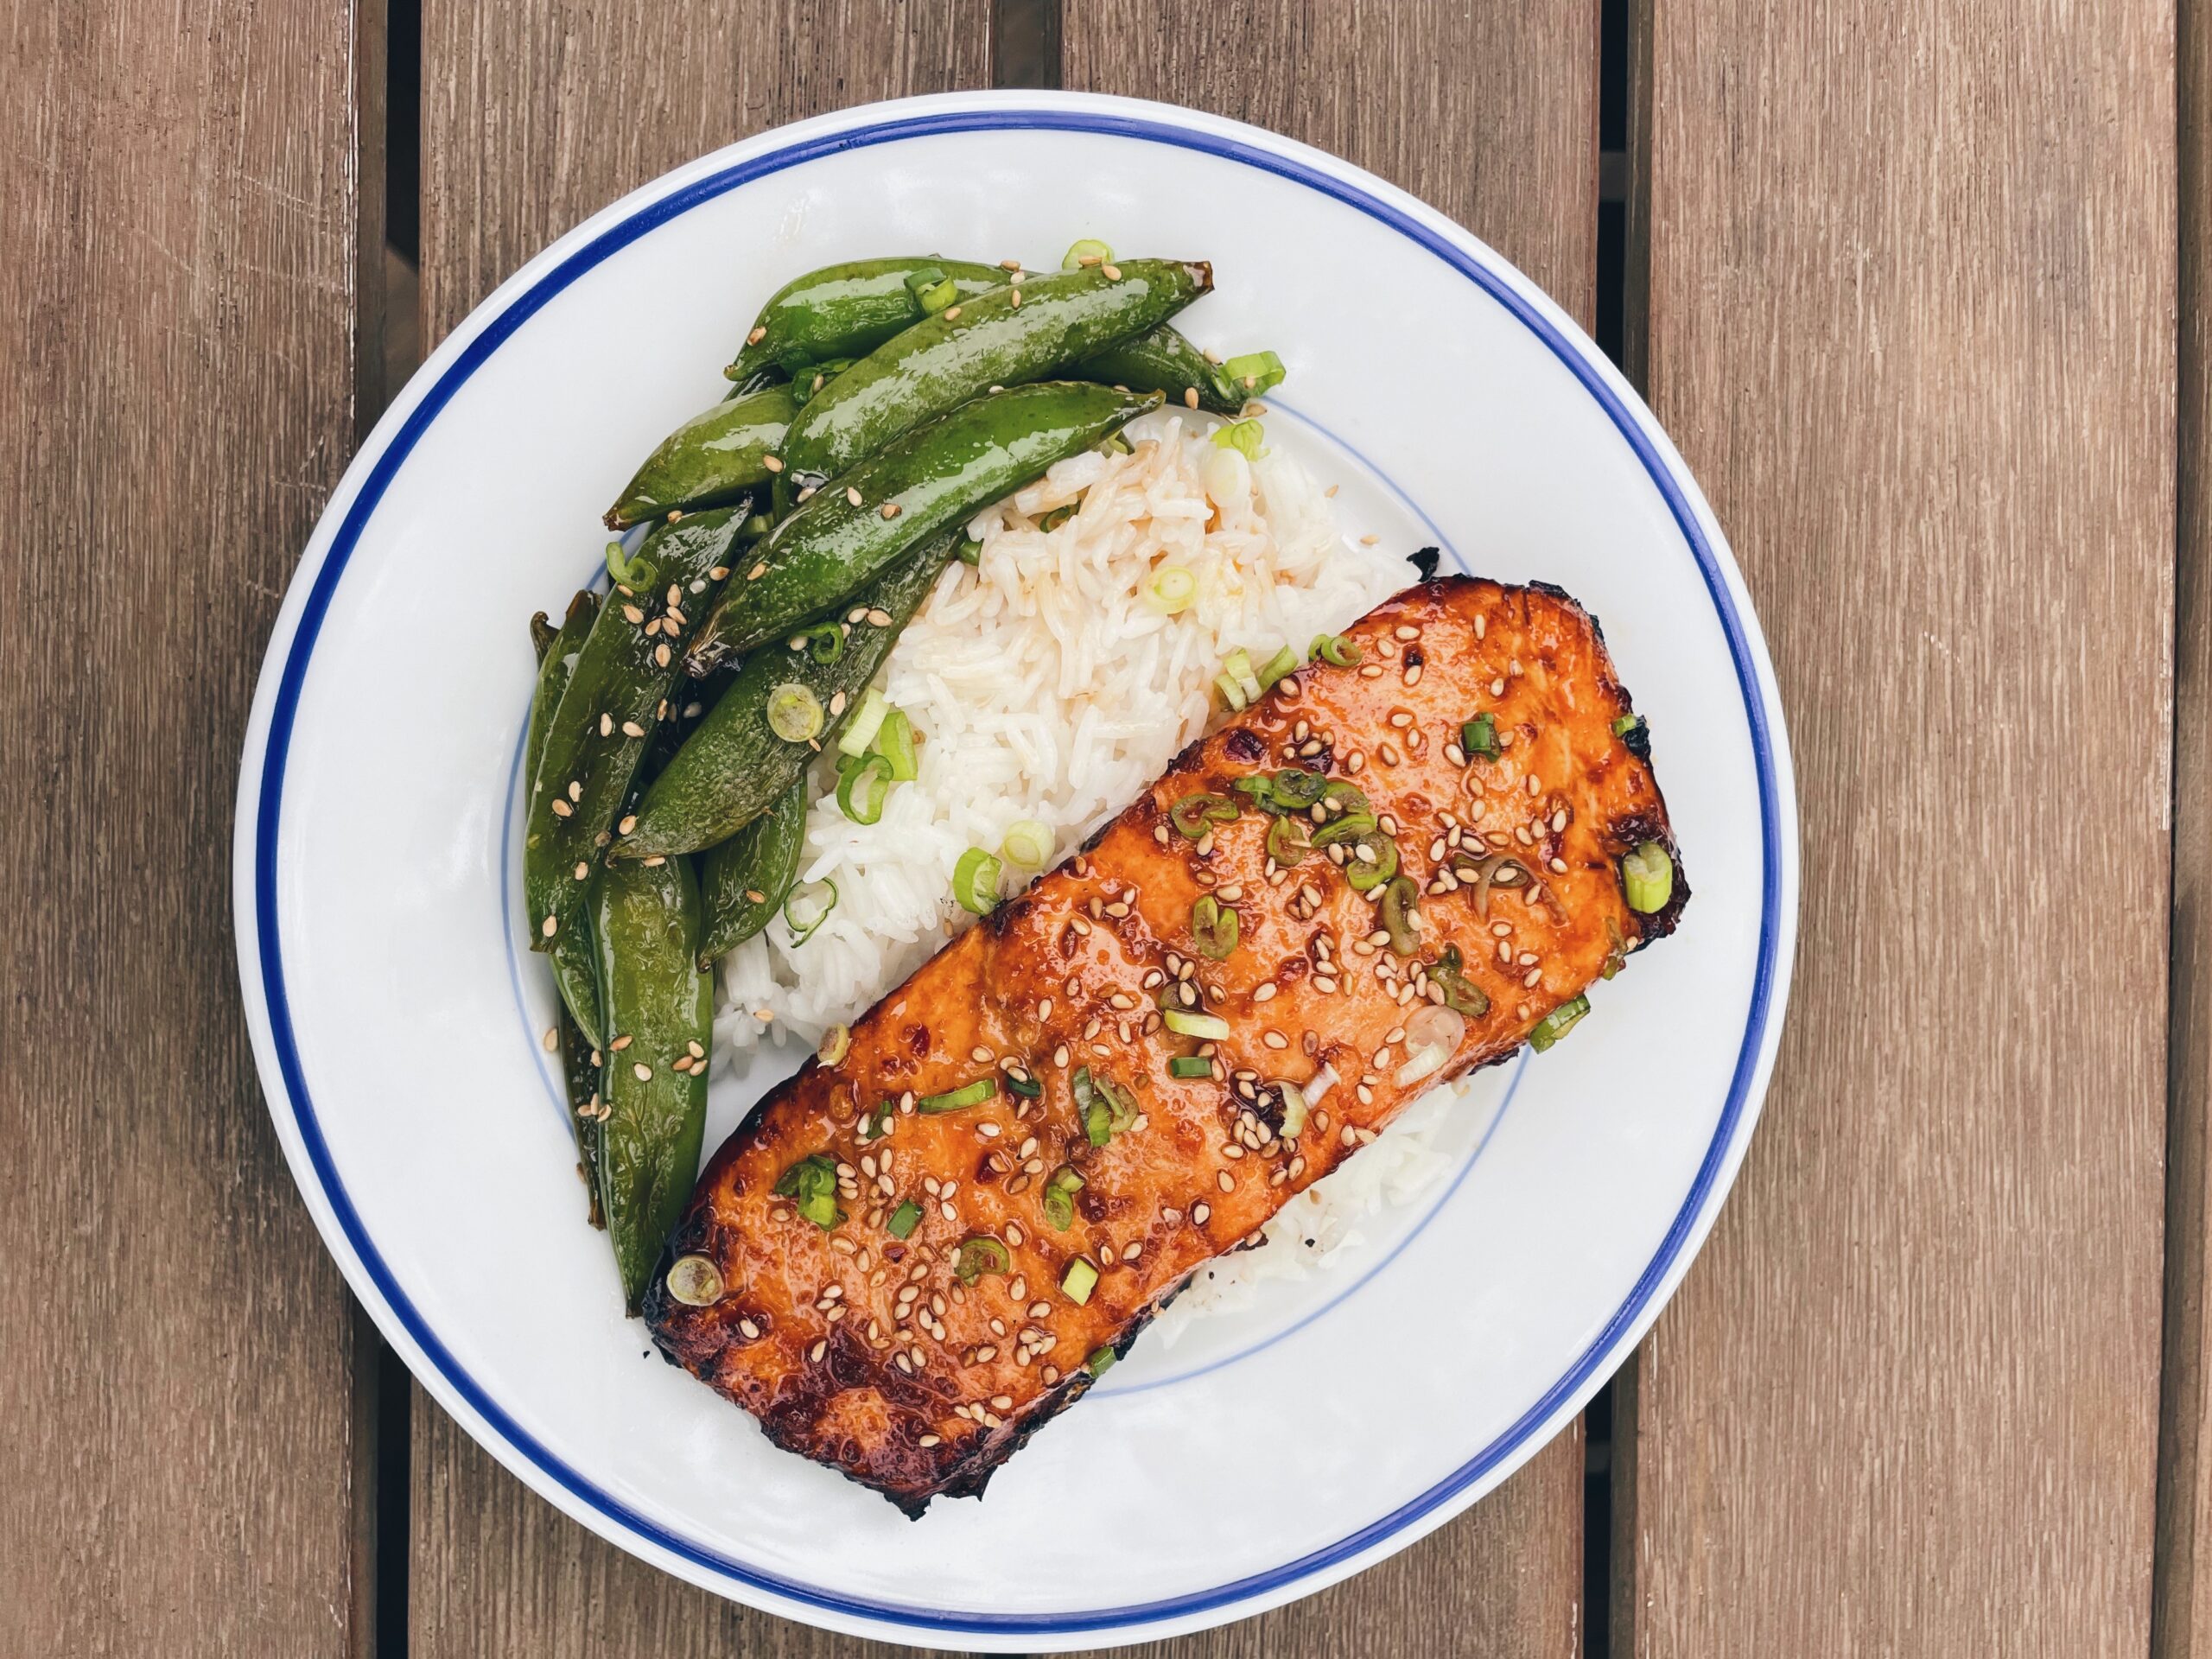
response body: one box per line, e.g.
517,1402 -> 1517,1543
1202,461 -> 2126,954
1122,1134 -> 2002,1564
696,779 -> 809,967
621,530 -> 958,859
529,591 -> 606,1046
1077,327 -> 1245,413
591,851 -> 712,1313
773,260 -> 1211,503
684,382 -> 1160,675
558,1002 -> 606,1230
525,505 -> 746,957
604,385 -> 796,529
726,257 -> 1008,385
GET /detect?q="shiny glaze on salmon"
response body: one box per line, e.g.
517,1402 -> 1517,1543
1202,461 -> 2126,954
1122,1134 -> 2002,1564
645,575 -> 1685,1513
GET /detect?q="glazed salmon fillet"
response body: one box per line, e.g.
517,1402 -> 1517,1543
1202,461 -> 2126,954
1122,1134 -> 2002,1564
644,575 -> 1687,1513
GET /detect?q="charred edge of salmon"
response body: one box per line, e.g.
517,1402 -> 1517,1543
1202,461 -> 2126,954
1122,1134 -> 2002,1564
641,573 -> 1685,1513
643,1225 -> 1184,1517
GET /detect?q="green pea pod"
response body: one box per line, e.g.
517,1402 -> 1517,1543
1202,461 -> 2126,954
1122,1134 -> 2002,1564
774,259 -> 1211,503
558,1002 -> 606,1230
592,852 -> 712,1313
528,591 -> 607,1046
524,506 -> 746,957
727,257 -> 1009,385
684,382 -> 1160,675
1077,327 -> 1245,413
696,779 -> 810,967
603,385 -> 797,529
622,531 -> 958,859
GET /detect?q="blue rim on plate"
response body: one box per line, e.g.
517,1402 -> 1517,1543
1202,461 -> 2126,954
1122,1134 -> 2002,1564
245,103 -> 1786,1637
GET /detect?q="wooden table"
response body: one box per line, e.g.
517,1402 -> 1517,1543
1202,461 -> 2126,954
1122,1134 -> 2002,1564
3,0 -> 2195,1652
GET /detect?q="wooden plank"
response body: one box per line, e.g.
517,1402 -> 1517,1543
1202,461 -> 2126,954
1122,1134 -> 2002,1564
410,7 -> 992,1655
1059,4 -> 1594,1654
2157,0 -> 2212,1649
0,0 -> 374,1653
1629,3 -> 2175,1652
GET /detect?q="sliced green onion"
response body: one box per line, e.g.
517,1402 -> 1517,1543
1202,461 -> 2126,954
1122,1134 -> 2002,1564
856,1101 -> 893,1141
836,686 -> 890,757
1039,501 -> 1078,531
1222,350 -> 1287,396
772,1154 -> 841,1230
953,847 -> 1002,915
1042,1165 -> 1084,1231
766,682 -> 823,743
918,276 -> 959,313
1276,1081 -> 1309,1140
887,1199 -> 923,1239
1074,1067 -> 1137,1147
604,539 -> 656,589
1085,1345 -> 1117,1378
1529,994 -> 1592,1052
664,1254 -> 724,1306
1268,768 -> 1327,808
1062,238 -> 1114,269
1191,894 -> 1239,960
1001,818 -> 1053,871
1266,815 -> 1312,867
918,1077 -> 997,1114
1222,647 -> 1262,704
1005,1070 -> 1044,1099
1164,1009 -> 1230,1040
1167,1055 -> 1213,1079
794,622 -> 844,664
901,264 -> 949,306
783,879 -> 836,944
1061,1257 -> 1099,1304
1211,417 -> 1265,460
957,536 -> 983,566
1429,946 -> 1492,1019
1311,806 -> 1378,848
871,708 -> 918,780
1396,1006 -> 1466,1085
1613,713 -> 1644,738
1462,714 -> 1499,760
836,753 -> 893,824
817,1024 -> 851,1066
954,1235 -> 1009,1286
1169,792 -> 1239,838
1310,632 -> 1362,668
1255,644 -> 1299,692
1623,841 -> 1675,912
1144,566 -> 1198,614
1380,875 -> 1420,955
1214,671 -> 1249,711
1344,834 -> 1400,893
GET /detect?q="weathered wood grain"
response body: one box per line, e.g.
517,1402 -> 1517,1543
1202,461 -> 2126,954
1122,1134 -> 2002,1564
1629,3 -> 2176,1653
1056,5 -> 1596,1654
411,7 -> 994,1655
2157,0 -> 2212,1650
0,0 -> 373,1653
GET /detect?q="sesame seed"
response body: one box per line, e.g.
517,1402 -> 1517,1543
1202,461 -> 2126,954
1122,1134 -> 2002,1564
880,502 -> 901,519
1192,1202 -> 1211,1224
654,644 -> 671,667
1184,387 -> 1199,409
1217,1170 -> 1235,1192
760,454 -> 785,474
748,562 -> 768,581
1010,288 -> 1022,306
943,305 -> 962,321
1254,983 -> 1278,1003
550,799 -> 573,818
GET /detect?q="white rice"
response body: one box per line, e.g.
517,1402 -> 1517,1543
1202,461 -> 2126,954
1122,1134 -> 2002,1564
714,409 -> 1465,1318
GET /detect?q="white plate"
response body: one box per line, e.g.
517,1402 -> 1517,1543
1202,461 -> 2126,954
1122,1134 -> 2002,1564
234,92 -> 1797,1649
